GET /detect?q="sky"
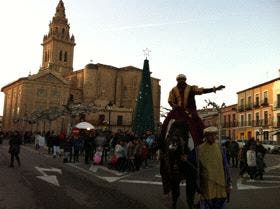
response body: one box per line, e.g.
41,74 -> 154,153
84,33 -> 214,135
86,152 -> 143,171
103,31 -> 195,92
0,0 -> 280,116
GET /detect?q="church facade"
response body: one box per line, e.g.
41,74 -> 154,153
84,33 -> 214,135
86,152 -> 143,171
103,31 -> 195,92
1,0 -> 161,134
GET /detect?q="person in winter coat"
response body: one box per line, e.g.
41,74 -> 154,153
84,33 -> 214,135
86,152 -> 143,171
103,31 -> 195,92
73,135 -> 81,162
127,141 -> 136,171
134,138 -> 143,171
255,139 -> 266,180
83,134 -> 92,164
52,134 -> 61,158
246,145 -> 257,181
63,136 -> 73,163
238,147 -> 247,178
255,152 -> 265,180
229,139 -> 239,168
9,131 -> 22,167
114,140 -> 126,171
142,142 -> 149,168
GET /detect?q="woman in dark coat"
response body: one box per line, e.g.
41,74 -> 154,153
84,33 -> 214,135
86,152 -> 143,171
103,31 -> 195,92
9,131 -> 22,167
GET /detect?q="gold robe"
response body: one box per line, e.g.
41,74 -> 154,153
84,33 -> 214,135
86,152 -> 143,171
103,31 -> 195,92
198,142 -> 227,200
168,85 -> 203,109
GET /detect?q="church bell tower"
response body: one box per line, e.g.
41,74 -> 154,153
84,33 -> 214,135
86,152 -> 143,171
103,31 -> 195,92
40,0 -> 75,76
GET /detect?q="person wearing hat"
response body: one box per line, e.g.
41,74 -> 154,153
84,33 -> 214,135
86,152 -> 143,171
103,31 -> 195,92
169,74 -> 224,109
197,126 -> 231,209
161,73 -> 225,146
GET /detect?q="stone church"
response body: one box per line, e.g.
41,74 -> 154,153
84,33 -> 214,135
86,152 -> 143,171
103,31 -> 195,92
1,0 -> 161,134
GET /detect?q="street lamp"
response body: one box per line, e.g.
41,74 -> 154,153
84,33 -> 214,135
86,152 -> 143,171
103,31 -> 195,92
259,127 -> 263,141
106,101 -> 113,131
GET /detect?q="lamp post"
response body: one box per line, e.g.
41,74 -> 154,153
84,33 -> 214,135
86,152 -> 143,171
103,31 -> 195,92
106,101 -> 113,131
64,94 -> 74,135
259,127 -> 263,142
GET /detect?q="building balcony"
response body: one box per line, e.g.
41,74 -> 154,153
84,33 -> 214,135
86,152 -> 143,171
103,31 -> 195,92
238,106 -> 245,112
274,122 -> 280,128
222,121 -> 238,128
247,121 -> 253,126
254,103 -> 260,108
236,119 -> 273,127
253,119 -> 272,127
261,99 -> 269,107
273,102 -> 280,109
245,104 -> 253,110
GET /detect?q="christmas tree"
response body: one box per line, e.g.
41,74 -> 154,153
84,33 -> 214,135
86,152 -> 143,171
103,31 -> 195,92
132,58 -> 155,135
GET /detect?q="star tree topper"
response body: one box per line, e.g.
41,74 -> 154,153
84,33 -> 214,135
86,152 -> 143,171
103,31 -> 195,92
143,48 -> 151,59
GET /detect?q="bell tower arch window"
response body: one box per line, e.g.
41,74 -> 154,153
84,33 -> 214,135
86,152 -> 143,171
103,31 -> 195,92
44,51 -> 47,62
64,52 -> 67,62
123,87 -> 128,98
59,51 -> 63,61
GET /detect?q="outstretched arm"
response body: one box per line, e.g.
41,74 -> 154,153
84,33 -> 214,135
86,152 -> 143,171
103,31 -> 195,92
201,85 -> 225,94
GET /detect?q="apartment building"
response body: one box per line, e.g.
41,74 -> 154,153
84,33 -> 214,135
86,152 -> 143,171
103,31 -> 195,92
222,104 -> 237,139
198,105 -> 238,140
236,78 -> 280,142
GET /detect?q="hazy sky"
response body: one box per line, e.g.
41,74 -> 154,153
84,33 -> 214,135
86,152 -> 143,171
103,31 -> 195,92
0,0 -> 280,115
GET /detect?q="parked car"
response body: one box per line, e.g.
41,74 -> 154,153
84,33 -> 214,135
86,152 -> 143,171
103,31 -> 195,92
261,141 -> 280,154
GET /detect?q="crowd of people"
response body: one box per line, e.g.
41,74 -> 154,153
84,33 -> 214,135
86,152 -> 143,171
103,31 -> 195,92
223,137 -> 267,181
0,129 -> 160,173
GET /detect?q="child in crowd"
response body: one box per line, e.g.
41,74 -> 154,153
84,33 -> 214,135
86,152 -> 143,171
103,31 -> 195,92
142,143 -> 149,168
93,146 -> 103,165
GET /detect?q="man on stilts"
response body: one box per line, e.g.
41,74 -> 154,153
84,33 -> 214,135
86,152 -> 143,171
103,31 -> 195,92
159,73 -> 225,209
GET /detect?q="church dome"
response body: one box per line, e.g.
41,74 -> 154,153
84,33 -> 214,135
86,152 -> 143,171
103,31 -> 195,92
85,63 -> 97,69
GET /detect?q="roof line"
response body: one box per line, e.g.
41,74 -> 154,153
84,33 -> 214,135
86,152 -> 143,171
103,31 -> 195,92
237,77 -> 280,93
